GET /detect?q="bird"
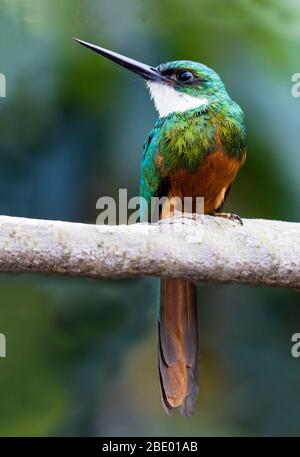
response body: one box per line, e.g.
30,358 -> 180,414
75,38 -> 247,416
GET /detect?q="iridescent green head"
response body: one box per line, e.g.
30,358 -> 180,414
75,39 -> 230,117
156,60 -> 227,97
148,60 -> 229,117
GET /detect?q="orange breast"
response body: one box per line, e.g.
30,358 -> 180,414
165,149 -> 246,216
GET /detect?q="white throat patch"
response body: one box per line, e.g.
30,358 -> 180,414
147,81 -> 209,117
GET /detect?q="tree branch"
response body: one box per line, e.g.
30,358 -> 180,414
0,215 -> 299,289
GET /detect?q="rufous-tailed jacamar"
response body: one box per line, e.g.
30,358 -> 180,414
75,38 -> 247,416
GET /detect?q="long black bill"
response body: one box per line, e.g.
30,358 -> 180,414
74,38 -> 167,83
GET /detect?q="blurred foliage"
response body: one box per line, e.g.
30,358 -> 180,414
0,0 -> 299,436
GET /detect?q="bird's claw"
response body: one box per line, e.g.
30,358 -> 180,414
212,211 -> 243,226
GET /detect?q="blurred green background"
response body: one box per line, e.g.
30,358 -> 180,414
0,0 -> 299,437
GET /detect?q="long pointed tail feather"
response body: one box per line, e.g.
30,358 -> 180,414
158,278 -> 200,416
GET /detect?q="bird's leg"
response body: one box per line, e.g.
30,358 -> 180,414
211,210 -> 243,225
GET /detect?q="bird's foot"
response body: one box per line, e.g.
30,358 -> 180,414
212,211 -> 243,226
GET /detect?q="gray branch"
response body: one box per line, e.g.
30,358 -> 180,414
0,214 -> 299,289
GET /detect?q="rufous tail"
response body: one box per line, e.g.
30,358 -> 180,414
158,278 -> 200,416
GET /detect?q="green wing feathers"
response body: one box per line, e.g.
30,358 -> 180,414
140,103 -> 246,221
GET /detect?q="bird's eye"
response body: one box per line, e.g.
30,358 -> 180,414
176,70 -> 194,83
